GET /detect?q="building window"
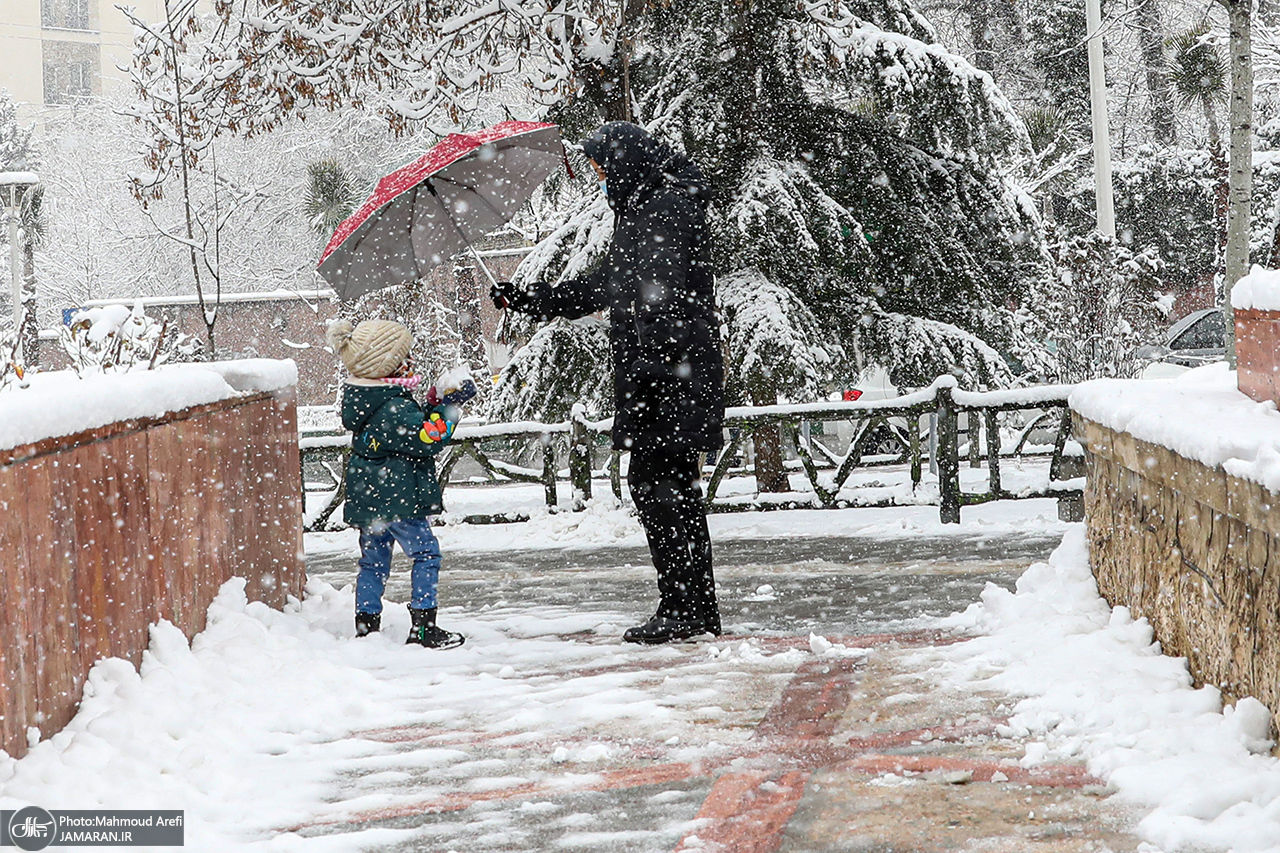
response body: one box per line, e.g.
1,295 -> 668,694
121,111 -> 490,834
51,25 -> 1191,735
42,0 -> 93,30
43,41 -> 100,104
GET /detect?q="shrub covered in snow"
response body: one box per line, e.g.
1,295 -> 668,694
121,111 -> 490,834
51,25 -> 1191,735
60,301 -> 200,377
1031,232 -> 1167,382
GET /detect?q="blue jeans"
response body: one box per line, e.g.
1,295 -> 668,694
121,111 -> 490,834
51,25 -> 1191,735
356,519 -> 441,614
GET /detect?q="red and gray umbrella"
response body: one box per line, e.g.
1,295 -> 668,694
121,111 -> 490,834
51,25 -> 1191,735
317,120 -> 566,301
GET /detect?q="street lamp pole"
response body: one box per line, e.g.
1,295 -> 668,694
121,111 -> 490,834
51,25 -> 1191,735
0,172 -> 38,366
1086,0 -> 1116,238
8,187 -> 20,358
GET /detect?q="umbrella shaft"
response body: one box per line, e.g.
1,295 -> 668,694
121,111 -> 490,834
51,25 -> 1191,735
466,244 -> 501,289
427,178 -> 502,289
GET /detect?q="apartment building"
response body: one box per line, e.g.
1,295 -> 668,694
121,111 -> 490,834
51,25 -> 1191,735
0,1 -> 208,111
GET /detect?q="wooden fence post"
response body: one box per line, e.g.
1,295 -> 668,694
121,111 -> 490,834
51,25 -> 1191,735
569,404 -> 592,511
936,380 -> 961,524
541,434 -> 558,508
984,408 -> 1001,496
1052,409 -> 1085,522
967,411 -> 983,469
308,448 -> 349,532
909,415 -> 923,491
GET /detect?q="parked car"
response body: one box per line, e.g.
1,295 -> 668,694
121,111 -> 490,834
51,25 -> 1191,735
824,367 -> 945,458
1137,308 -> 1226,378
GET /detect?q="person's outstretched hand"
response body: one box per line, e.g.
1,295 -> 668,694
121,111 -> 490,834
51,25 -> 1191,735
490,281 -> 526,311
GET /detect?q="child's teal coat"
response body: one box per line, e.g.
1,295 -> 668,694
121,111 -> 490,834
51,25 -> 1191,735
340,383 -> 453,527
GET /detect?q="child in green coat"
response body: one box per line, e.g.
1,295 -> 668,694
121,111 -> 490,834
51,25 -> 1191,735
326,319 -> 476,648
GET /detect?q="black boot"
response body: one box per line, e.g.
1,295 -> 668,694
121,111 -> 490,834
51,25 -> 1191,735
406,607 -> 465,649
701,610 -> 723,637
623,615 -> 715,645
354,612 -> 381,637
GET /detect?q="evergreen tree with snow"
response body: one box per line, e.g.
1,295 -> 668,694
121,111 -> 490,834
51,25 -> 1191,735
1024,0 -> 1092,135
497,0 -> 1050,427
486,318 -> 614,423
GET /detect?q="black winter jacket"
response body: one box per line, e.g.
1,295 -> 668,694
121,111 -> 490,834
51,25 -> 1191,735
515,122 -> 725,453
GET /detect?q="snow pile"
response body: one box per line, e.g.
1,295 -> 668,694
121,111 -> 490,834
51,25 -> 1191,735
1071,363 -> 1280,493
1231,265 -> 1280,311
200,359 -> 298,395
0,581 -> 375,848
0,577 -> 799,849
808,633 -> 869,660
924,529 -> 1280,852
0,360 -> 298,452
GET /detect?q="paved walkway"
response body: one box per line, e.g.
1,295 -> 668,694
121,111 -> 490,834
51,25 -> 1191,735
299,532 -> 1140,851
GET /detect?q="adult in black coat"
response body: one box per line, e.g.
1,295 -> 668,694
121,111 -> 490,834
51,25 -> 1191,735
492,121 -> 725,644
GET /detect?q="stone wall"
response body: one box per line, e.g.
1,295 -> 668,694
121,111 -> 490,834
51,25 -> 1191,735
1077,414 -> 1280,730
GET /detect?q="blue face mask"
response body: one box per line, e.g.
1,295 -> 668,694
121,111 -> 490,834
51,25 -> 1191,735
599,179 -> 608,197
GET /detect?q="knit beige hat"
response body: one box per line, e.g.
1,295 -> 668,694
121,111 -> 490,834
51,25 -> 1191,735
326,319 -> 413,379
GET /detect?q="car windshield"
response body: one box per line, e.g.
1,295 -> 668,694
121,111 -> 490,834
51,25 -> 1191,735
1170,311 -> 1224,350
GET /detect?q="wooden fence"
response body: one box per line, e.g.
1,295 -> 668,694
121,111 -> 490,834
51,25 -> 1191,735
0,390 -> 304,759
302,378 -> 1083,529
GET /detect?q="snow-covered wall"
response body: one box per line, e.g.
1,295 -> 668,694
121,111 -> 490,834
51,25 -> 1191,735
0,360 -> 297,454
1071,365 -> 1280,494
1072,368 -> 1280,733
1231,266 -> 1280,312
0,364 -> 303,759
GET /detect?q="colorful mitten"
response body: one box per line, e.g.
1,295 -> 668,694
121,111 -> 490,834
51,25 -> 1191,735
419,412 -> 454,444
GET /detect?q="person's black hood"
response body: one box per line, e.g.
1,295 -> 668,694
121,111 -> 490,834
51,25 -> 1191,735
580,122 -> 712,214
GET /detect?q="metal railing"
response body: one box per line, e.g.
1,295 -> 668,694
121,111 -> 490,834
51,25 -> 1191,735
300,377 -> 1083,531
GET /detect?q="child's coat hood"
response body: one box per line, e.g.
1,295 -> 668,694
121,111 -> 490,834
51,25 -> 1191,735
341,382 -> 410,433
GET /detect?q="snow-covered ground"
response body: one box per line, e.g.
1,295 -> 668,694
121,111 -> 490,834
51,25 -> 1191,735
306,453 -> 1065,555
4,505 -> 1280,851
921,529 -> 1280,852
305,490 -> 1071,558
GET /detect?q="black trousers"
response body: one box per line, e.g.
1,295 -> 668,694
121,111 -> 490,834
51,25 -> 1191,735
627,446 -> 719,623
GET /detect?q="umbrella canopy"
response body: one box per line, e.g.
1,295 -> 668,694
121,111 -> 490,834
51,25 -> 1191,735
318,120 -> 563,301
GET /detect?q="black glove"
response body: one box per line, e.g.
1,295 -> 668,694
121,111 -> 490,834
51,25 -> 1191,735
490,281 -> 519,310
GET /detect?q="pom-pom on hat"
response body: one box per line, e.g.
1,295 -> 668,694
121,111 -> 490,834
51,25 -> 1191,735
326,319 -> 413,379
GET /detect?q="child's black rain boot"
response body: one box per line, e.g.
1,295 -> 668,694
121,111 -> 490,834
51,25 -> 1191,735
355,612 -> 381,637
406,607 -> 465,649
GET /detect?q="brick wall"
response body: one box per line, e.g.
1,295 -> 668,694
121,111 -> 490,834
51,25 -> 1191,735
38,250 -> 531,406
0,389 -> 304,759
